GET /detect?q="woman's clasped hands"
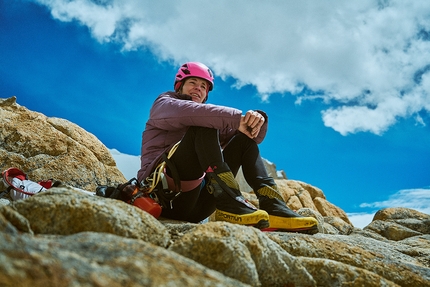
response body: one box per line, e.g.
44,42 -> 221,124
239,110 -> 265,139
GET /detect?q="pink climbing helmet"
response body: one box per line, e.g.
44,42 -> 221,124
174,62 -> 214,101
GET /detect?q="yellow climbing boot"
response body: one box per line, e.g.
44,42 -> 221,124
256,185 -> 319,234
207,162 -> 269,229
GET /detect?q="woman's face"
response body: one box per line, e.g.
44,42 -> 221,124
181,77 -> 209,103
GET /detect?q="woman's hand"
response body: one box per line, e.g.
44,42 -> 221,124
239,110 -> 265,138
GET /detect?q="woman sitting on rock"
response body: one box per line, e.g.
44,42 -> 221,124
137,62 -> 318,233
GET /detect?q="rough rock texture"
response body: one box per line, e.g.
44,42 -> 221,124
169,222 -> 316,286
12,187 -> 169,246
1,97 -> 429,286
268,231 -> 430,287
366,207 -> 430,240
0,228 -> 247,287
1,190 -> 429,287
0,96 -> 126,191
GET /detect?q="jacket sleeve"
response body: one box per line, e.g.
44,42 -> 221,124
148,93 -> 243,131
253,110 -> 268,144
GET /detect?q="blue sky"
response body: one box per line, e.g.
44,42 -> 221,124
1,0 -> 430,227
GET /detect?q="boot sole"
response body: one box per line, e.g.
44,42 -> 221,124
215,209 -> 270,229
253,219 -> 270,229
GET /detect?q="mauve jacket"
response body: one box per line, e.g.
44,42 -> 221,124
137,91 -> 268,183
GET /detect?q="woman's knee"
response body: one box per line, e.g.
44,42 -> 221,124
159,185 -> 202,220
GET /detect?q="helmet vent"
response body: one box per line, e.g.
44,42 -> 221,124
181,68 -> 191,75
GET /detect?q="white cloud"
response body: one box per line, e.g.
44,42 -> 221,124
36,0 -> 430,135
322,105 -> 397,135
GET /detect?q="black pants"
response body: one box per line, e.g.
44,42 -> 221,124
161,126 -> 275,222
